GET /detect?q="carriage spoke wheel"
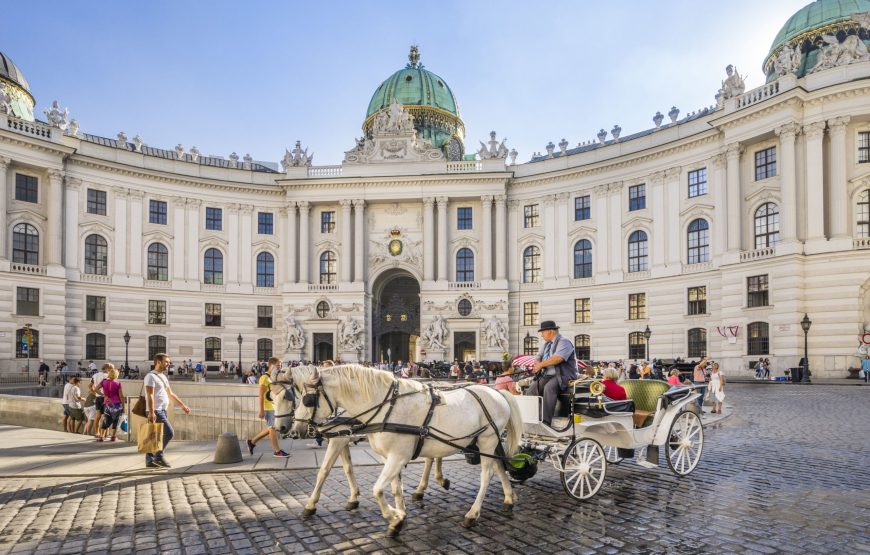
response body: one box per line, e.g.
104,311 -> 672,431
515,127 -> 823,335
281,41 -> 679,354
560,438 -> 606,501
603,445 -> 623,465
666,411 -> 704,476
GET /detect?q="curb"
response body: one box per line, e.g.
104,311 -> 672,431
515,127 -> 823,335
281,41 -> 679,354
729,380 -> 868,386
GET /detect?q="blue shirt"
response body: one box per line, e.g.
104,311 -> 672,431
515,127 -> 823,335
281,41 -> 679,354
862,359 -> 870,372
536,334 -> 579,390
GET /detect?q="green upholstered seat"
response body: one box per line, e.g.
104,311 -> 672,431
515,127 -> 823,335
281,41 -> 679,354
620,379 -> 670,427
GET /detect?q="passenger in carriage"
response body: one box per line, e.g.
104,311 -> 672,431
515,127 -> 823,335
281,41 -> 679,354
601,368 -> 627,400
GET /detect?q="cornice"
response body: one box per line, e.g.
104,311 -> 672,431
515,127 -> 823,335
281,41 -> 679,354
0,130 -> 76,158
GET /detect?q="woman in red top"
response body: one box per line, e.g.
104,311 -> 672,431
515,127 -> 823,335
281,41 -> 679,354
601,368 -> 627,400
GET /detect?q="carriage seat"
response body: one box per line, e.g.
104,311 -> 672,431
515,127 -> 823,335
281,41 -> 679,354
554,389 -> 635,419
619,379 -> 671,428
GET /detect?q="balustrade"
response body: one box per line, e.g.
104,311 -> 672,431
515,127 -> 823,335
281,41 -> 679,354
740,246 -> 776,261
10,263 -> 47,275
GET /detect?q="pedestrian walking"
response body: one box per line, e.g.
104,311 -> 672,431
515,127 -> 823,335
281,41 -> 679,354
144,353 -> 191,468
246,357 -> 290,458
693,357 -> 708,413
96,364 -> 125,442
861,354 -> 870,383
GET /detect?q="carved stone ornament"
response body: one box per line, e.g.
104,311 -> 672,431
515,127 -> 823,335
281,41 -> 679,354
810,33 -> 870,74
228,152 -> 239,168
67,119 -> 79,136
0,83 -> 11,115
284,315 -> 306,351
653,111 -> 664,128
338,316 -> 364,352
175,144 -> 185,159
477,131 -> 509,160
773,44 -> 802,77
282,141 -> 314,170
43,100 -> 70,130
116,131 -> 128,149
715,65 -> 746,106
344,98 -> 444,164
369,228 -> 422,270
854,11 -> 870,30
189,146 -> 200,162
483,315 -> 509,352
132,135 -> 144,152
420,315 -> 449,350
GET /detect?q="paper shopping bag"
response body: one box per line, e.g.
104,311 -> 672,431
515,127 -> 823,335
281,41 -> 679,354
137,422 -> 163,453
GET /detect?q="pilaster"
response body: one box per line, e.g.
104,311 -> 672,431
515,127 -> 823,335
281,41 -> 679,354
494,195 -> 507,280
725,143 -> 743,252
353,199 -> 366,283
828,116 -> 850,240
340,199 -> 353,283
298,201 -> 310,284
436,196 -> 448,282
775,123 -> 800,244
481,195 -> 493,281
0,156 -> 9,262
46,170 -> 64,268
804,121 -> 827,247
423,197 -> 435,281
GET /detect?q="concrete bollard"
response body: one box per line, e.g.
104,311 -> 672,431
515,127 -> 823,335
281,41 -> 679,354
213,432 -> 243,464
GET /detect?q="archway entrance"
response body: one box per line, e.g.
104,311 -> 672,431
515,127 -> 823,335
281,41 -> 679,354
313,333 -> 334,363
372,270 -> 420,363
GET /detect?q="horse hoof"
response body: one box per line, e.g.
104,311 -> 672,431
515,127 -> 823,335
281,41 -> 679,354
500,503 -> 514,514
301,508 -> 316,518
411,492 -> 424,501
462,517 -> 476,529
441,479 -> 451,490
345,501 -> 359,511
387,519 -> 405,537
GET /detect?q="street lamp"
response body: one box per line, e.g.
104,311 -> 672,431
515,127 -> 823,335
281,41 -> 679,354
237,334 -> 243,375
123,330 -> 131,372
800,314 -> 812,384
643,325 -> 652,361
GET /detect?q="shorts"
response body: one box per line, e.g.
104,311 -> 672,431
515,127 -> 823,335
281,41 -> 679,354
68,408 -> 85,421
84,405 -> 97,422
264,411 -> 275,428
95,397 -> 105,413
62,404 -> 70,417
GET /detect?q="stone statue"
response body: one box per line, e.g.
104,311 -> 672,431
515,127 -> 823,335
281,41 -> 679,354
773,44 -> 802,77
812,33 -> 870,73
175,144 -> 185,159
338,316 -> 364,352
477,131 -> 508,160
281,140 -> 313,170
228,152 -> 239,168
716,65 -> 745,106
483,316 -> 509,352
421,316 -> 448,350
344,100 -> 442,164
284,315 -> 306,351
67,119 -> 79,137
189,146 -> 200,162
132,135 -> 144,152
117,131 -> 128,148
0,83 -> 11,115
43,100 -> 70,130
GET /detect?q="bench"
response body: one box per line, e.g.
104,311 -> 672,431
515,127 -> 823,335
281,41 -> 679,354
620,379 -> 671,428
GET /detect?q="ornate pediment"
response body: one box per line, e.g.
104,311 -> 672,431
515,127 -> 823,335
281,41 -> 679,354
744,184 -> 780,205
252,238 -> 280,251
568,223 -> 597,238
369,228 -> 422,270
621,215 -> 653,229
344,99 -> 444,164
79,220 -> 115,237
142,229 -> 173,244
679,202 -> 715,220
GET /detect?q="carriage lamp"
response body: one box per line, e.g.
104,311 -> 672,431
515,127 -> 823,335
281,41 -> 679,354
643,325 -> 652,361
237,333 -> 243,375
800,314 -> 812,384
123,330 -> 131,372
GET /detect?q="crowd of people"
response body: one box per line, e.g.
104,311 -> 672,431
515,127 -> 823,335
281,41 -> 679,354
60,362 -> 127,441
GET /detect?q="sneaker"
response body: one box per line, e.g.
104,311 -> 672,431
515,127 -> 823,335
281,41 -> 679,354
247,439 -> 256,456
273,449 -> 291,458
110,437 -> 117,442
306,443 -> 321,449
96,437 -> 103,442
145,461 -> 162,468
153,458 -> 171,468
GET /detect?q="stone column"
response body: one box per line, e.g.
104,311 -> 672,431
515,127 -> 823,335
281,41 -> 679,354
298,201 -> 310,284
285,203 -> 297,283
593,185 -> 610,275
423,198 -> 435,281
554,193 -> 570,278
227,204 -> 240,284
239,205 -> 253,284
0,156 -> 8,259
186,199 -> 201,281
128,191 -> 144,276
710,154 -> 727,257
804,122 -> 827,241
353,199 -> 366,283
481,195 -> 493,281
46,170 -> 64,266
828,116 -> 850,238
725,143 -> 743,251
113,187 -> 128,274
665,168 -> 681,266
507,200 -> 519,281
650,173 -> 666,268
494,195 -> 507,280
542,195 -> 556,280
436,196 -> 448,281
63,177 -> 81,271
608,183 -> 623,273
774,123 -> 800,242
340,199 -> 353,282
172,200 -> 186,280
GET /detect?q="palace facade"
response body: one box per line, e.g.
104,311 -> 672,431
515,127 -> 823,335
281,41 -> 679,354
3,1 -> 870,376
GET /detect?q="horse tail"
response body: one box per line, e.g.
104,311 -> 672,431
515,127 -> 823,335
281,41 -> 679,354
498,390 -> 523,457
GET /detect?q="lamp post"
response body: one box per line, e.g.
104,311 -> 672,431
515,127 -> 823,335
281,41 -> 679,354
123,330 -> 131,373
237,334 -> 243,375
800,314 -> 812,384
643,325 -> 652,361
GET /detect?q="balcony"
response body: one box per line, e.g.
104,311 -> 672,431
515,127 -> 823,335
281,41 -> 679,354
202,283 -> 226,292
682,261 -> 713,274
624,270 -> 650,282
307,165 -> 343,178
10,263 -> 47,276
735,81 -> 780,110
446,160 -> 483,173
144,279 -> 172,289
854,237 -> 870,250
569,277 -> 595,287
79,273 -> 111,284
448,281 -> 480,290
740,246 -> 775,262
6,115 -> 52,139
308,283 -> 338,292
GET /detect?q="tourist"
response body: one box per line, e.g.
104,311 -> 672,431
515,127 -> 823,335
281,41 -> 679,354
96,364 -> 125,442
628,364 -> 640,379
88,360 -> 98,374
65,377 -> 86,433
144,353 -> 191,468
601,367 -> 627,400
449,361 -> 461,381
90,363 -> 108,438
61,375 -> 74,431
693,357 -> 708,413
246,357 -> 290,458
38,360 -> 49,387
708,362 -> 725,414
245,369 -> 257,385
528,321 -> 578,427
494,366 -> 517,394
194,360 -> 204,382
862,354 -> 870,383
639,361 -> 652,380
83,399 -> 98,437
763,358 -> 771,380
667,368 -> 691,387
755,357 -> 765,380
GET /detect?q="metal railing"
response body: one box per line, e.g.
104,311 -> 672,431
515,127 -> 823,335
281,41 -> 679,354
124,394 -> 262,442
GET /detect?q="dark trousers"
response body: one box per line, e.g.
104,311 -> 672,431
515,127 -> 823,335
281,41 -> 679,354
527,374 -> 560,425
145,409 -> 174,463
693,381 -> 706,410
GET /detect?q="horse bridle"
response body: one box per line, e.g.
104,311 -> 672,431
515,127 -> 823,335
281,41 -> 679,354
295,379 -> 337,426
270,378 -> 299,421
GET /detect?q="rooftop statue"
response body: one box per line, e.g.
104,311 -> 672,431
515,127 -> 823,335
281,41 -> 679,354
715,65 -> 745,106
811,33 -> 870,74
344,99 -> 443,164
477,131 -> 508,160
281,140 -> 313,170
773,44 -> 802,77
43,100 -> 70,130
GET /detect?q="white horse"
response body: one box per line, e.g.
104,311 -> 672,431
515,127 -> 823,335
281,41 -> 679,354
292,363 -> 522,536
269,366 -> 450,517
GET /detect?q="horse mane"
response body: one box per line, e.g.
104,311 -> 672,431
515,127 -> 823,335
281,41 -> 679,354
324,363 -> 425,403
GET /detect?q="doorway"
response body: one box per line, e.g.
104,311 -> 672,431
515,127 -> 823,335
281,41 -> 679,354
372,270 -> 421,362
313,333 -> 334,363
453,331 -> 476,362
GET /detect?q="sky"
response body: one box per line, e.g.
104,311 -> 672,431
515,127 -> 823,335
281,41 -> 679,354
6,0 -> 810,166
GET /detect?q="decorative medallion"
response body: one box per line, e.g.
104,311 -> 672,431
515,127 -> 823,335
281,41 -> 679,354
388,229 -> 403,256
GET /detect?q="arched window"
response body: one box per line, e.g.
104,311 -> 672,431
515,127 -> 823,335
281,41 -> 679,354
523,335 -> 539,355
316,301 -> 330,318
319,251 -> 336,285
523,246 -> 541,283
574,334 -> 591,360
754,203 -> 779,249
257,338 -> 273,360
86,332 -> 106,360
687,219 -> 710,264
573,239 -> 592,279
256,252 -> 275,287
205,337 -> 222,361
628,230 -> 648,273
146,243 -> 169,281
747,322 -> 769,356
84,234 -> 108,275
12,223 -> 39,265
203,248 -> 223,285
148,335 -> 167,361
858,189 -> 869,238
628,331 -> 647,360
455,248 -> 474,282
687,328 -> 707,358
15,328 -> 38,358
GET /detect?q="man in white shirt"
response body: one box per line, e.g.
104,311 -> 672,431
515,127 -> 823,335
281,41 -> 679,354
88,360 -> 98,373
90,365 -> 108,438
62,375 -> 75,432
144,353 -> 191,468
64,377 -> 86,433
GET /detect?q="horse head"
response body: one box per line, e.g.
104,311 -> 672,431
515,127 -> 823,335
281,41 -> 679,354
293,364 -> 335,438
270,365 -> 300,436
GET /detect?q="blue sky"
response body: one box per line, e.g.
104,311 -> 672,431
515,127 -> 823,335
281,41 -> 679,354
6,0 -> 809,165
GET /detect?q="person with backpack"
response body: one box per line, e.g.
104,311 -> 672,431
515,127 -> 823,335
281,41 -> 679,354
246,357 -> 290,458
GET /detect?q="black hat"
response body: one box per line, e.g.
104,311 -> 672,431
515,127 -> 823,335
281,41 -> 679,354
537,320 -> 559,332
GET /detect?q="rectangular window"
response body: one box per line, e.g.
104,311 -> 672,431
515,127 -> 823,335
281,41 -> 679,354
321,211 -> 335,233
574,195 -> 591,221
205,303 -> 222,327
747,275 -> 769,308
688,168 -> 707,198
523,302 -> 539,327
16,287 -> 39,316
86,189 -> 107,215
574,298 -> 591,324
148,300 -> 167,325
149,200 -> 167,225
859,131 -> 870,163
524,204 -> 539,228
628,293 -> 646,320
86,295 -> 106,322
257,305 -> 273,328
629,184 -> 646,211
457,207 -> 473,230
205,207 -> 222,230
258,212 -> 273,235
755,147 -> 776,180
15,174 -> 38,203
688,286 -> 707,315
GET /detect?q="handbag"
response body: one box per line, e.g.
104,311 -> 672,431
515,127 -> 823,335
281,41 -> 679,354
131,395 -> 147,417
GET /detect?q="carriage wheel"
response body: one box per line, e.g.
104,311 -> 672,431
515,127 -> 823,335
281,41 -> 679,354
603,445 -> 623,465
560,438 -> 606,501
665,411 -> 704,476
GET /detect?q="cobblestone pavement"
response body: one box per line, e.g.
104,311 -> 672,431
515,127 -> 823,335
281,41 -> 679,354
0,384 -> 867,555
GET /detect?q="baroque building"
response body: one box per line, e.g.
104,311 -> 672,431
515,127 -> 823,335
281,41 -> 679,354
3,0 -> 870,377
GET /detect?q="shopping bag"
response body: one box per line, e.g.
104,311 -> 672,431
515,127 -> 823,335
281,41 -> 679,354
119,414 -> 128,433
137,422 -> 163,453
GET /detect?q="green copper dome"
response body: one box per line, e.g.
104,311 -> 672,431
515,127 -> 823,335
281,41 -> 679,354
0,51 -> 35,121
767,0 -> 870,58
